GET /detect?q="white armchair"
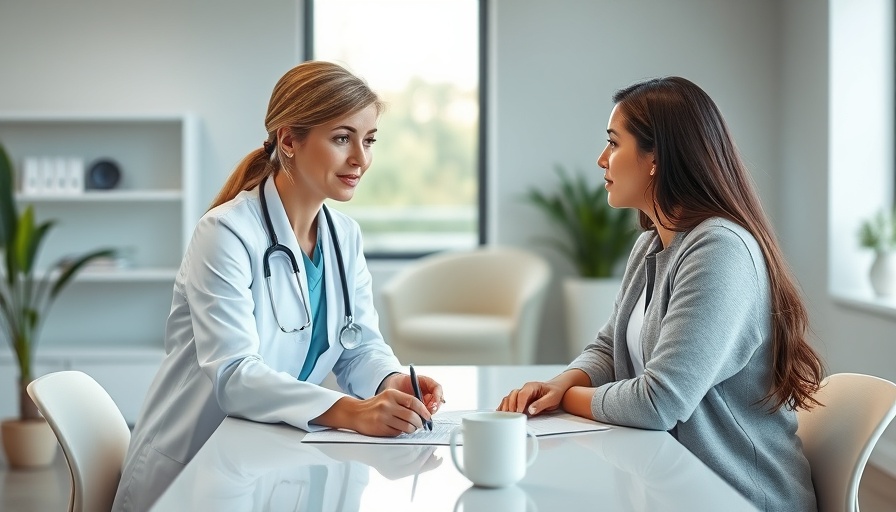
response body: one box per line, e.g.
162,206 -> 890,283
380,246 -> 551,365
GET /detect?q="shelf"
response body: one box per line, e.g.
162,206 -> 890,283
0,345 -> 165,363
15,190 -> 183,202
5,267 -> 179,283
831,289 -> 896,320
75,267 -> 178,282
0,112 -> 198,348
0,112 -> 189,123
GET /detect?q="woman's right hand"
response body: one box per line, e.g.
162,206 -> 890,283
331,389 -> 431,437
497,380 -> 567,416
497,369 -> 592,416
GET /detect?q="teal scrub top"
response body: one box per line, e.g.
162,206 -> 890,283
297,231 -> 328,381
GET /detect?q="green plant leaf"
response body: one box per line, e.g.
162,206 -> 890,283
0,142 -> 16,251
49,248 -> 117,299
859,208 -> 896,252
13,206 -> 37,275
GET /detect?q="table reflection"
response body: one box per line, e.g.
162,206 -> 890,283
454,485 -> 536,512
181,419 -> 441,511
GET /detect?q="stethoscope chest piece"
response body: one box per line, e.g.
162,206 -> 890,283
339,318 -> 363,350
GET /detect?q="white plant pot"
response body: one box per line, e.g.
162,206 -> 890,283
563,277 -> 622,360
869,251 -> 896,297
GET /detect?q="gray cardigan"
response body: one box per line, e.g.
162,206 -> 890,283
569,218 -> 816,512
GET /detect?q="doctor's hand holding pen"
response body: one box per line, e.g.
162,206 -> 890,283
313,371 -> 444,438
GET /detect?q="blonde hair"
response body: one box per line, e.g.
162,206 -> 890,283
209,61 -> 384,210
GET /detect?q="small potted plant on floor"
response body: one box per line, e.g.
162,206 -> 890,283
524,165 -> 638,358
859,208 -> 896,297
0,141 -> 114,467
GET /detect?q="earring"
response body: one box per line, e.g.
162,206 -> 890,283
650,166 -> 655,176
283,150 -> 294,159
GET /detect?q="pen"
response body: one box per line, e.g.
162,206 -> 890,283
409,364 -> 433,431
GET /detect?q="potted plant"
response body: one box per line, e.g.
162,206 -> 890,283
0,142 -> 114,467
524,165 -> 638,358
858,208 -> 896,297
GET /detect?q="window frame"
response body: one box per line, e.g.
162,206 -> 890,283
303,0 -> 488,259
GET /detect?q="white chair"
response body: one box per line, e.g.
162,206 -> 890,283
380,246 -> 551,365
27,371 -> 131,512
796,372 -> 896,512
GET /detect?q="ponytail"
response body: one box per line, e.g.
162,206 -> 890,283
208,147 -> 275,211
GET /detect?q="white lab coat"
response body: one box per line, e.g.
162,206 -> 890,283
112,177 -> 403,512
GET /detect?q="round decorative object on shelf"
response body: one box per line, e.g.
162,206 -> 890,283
86,159 -> 121,190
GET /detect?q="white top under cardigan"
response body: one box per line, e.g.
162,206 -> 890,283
626,287 -> 647,376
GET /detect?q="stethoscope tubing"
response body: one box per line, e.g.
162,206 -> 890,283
258,175 -> 360,348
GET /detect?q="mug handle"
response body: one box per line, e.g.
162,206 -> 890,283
525,431 -> 539,467
449,426 -> 466,477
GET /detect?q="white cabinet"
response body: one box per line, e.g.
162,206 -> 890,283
0,113 -> 199,348
0,114 -> 199,420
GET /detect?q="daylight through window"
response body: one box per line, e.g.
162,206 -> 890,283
308,0 -> 482,255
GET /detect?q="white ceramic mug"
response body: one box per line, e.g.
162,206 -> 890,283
449,411 -> 538,488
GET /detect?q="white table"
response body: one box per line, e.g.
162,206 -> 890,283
150,365 -> 758,511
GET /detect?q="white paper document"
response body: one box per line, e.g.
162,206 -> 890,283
302,409 -> 610,445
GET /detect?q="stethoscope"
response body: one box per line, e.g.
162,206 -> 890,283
259,176 -> 363,350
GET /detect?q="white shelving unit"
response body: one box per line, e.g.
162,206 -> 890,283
0,112 -> 199,348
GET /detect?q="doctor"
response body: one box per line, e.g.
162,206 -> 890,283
112,61 -> 445,512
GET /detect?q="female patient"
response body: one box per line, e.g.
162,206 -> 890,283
499,76 -> 823,512
113,61 -> 444,511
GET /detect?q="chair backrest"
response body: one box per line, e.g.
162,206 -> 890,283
380,246 -> 551,363
27,371 -> 131,512
382,246 -> 550,316
795,372 -> 896,512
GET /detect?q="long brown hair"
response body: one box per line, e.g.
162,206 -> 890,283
613,77 -> 824,410
209,61 -> 384,210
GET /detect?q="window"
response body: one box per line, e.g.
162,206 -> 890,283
305,0 -> 485,256
828,0 -> 895,311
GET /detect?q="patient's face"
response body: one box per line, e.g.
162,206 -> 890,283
596,105 -> 654,212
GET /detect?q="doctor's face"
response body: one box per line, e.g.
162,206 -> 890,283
290,104 -> 379,203
597,105 -> 654,212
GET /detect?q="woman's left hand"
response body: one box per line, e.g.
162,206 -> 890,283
382,373 -> 445,413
